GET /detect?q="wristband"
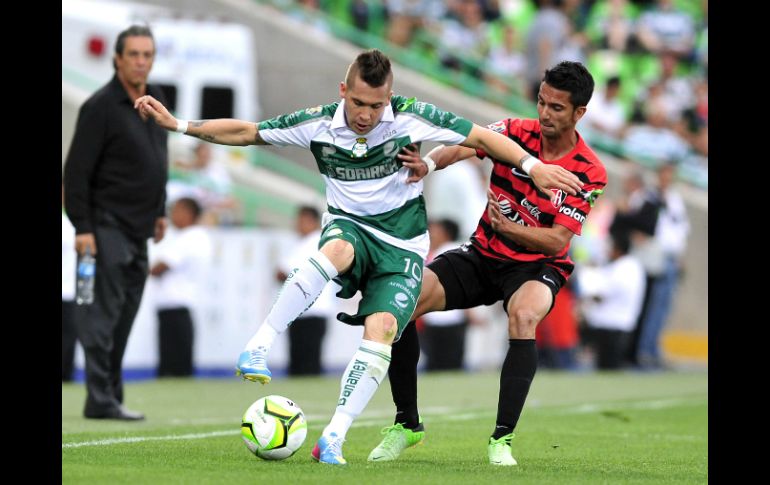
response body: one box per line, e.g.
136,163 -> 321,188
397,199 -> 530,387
424,144 -> 445,175
175,119 -> 189,134
521,155 -> 541,175
424,155 -> 437,174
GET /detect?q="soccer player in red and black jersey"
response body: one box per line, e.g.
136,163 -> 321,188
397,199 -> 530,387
368,61 -> 607,465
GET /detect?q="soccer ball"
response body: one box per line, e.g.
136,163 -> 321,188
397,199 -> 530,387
241,395 -> 307,460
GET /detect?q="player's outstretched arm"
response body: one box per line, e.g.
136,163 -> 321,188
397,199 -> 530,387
462,124 -> 583,198
401,144 -> 476,183
134,95 -> 267,146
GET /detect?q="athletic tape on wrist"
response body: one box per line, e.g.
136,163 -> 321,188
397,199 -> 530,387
521,155 -> 541,175
175,119 -> 188,134
424,155 -> 437,174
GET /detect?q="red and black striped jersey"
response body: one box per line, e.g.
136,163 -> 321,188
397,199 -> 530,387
472,118 -> 607,279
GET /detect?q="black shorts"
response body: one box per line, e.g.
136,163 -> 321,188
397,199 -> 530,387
428,244 -> 566,314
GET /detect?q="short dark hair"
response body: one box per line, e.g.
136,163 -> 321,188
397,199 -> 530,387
113,25 -> 154,70
346,49 -> 392,88
298,205 -> 321,222
175,197 -> 203,220
543,61 -> 595,108
115,25 -> 154,56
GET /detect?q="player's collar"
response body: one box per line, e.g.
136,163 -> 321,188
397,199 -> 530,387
331,99 -> 395,132
381,102 -> 395,122
331,100 -> 348,130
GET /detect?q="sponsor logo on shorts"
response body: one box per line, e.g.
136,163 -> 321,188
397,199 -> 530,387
394,293 -> 409,309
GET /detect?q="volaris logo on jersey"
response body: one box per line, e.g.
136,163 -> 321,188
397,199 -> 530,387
558,204 -> 586,223
352,138 -> 369,158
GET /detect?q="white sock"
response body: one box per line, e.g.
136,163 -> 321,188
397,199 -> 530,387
322,339 -> 391,440
244,324 -> 279,353
245,251 -> 338,353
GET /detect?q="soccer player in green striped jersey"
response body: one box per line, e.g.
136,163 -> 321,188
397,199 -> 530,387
136,49 -> 582,464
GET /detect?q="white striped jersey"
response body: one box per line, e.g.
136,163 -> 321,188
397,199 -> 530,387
258,95 -> 472,258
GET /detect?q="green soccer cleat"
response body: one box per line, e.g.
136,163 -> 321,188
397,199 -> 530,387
488,433 -> 518,466
367,421 -> 425,462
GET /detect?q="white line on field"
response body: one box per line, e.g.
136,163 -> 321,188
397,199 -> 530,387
62,397 -> 704,449
62,430 -> 236,449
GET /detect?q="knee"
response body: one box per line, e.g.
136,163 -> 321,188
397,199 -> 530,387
364,313 -> 398,344
320,239 -> 354,272
508,308 -> 540,339
382,315 -> 397,339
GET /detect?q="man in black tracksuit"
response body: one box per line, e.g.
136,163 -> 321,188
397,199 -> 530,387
64,25 -> 168,420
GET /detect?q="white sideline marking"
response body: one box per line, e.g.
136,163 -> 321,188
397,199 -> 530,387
62,397 -> 704,449
62,430 -> 236,449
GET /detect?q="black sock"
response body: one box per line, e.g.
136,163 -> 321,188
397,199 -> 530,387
389,321 -> 421,429
492,339 -> 537,440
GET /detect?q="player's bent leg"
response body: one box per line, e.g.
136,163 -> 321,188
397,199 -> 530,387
505,280 -> 553,339
236,241 -> 350,383
319,238 -> 355,274
362,311 -> 399,344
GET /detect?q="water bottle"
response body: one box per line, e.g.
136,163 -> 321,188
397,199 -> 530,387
76,248 -> 96,305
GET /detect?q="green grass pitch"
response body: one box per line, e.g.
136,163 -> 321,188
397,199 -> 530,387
63,370 -> 707,484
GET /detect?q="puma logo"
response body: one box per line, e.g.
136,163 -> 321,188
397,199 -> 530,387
294,282 -> 310,299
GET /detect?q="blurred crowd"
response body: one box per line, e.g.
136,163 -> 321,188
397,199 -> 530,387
271,0 -> 708,187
